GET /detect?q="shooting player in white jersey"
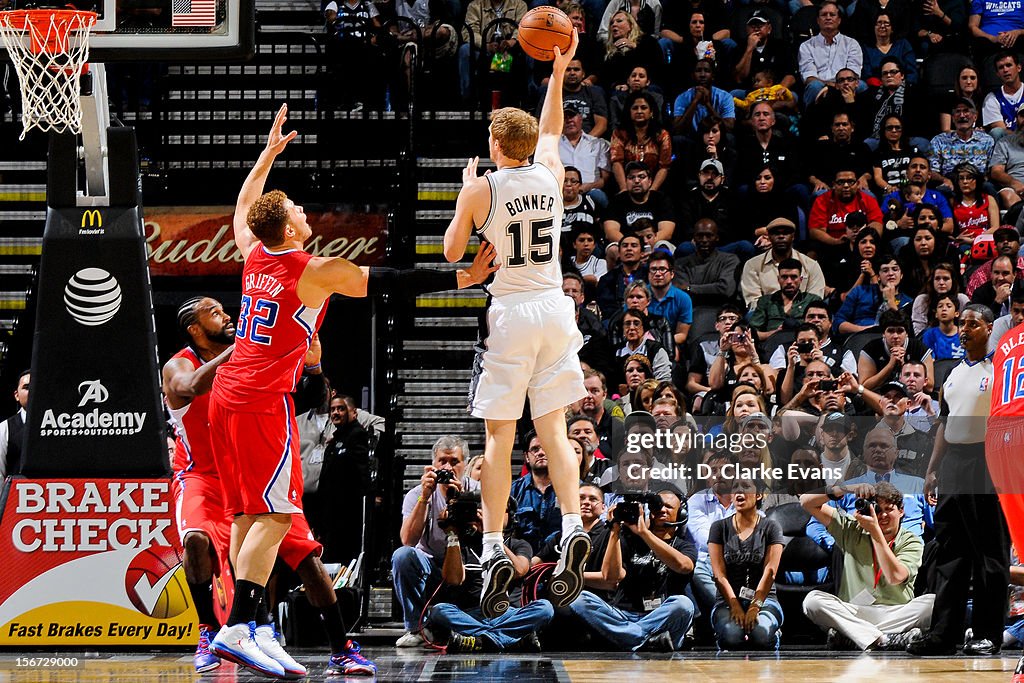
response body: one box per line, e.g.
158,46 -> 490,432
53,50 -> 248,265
442,30 -> 592,619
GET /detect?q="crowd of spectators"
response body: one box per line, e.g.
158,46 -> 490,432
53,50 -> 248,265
323,0 -> 1024,656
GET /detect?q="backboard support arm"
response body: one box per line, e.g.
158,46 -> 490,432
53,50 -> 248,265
78,63 -> 110,204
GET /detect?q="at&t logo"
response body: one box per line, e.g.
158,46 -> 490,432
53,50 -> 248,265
64,268 -> 122,326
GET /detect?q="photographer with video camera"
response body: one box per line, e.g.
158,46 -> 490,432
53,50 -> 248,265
708,478 -> 785,650
424,493 -> 553,653
801,478 -> 933,651
568,489 -> 697,651
392,436 -> 478,648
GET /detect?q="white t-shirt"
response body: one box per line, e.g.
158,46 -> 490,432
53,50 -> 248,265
982,83 -> 1024,128
574,254 -> 608,279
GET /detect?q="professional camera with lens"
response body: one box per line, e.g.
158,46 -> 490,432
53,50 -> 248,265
434,468 -> 456,486
612,492 -> 665,526
854,496 -> 880,516
438,491 -> 481,533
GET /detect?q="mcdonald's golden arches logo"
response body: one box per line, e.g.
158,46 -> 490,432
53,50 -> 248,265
81,210 -> 102,229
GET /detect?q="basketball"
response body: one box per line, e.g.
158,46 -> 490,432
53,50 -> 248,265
517,7 -> 573,62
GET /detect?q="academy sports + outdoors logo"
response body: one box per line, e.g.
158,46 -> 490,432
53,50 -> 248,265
39,379 -> 146,437
63,268 -> 122,326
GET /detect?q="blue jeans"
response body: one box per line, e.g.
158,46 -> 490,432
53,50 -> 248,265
711,597 -> 783,650
392,545 -> 442,631
569,590 -> 696,651
457,42 -> 473,101
427,600 -> 555,649
587,188 -> 609,210
690,555 -> 717,615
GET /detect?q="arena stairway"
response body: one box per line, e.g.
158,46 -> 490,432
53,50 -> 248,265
394,112 -> 495,490
0,129 -> 49,373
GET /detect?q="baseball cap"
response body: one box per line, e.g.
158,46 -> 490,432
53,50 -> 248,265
822,412 -> 851,431
766,217 -> 796,233
878,380 -> 909,398
995,226 -> 1020,242
324,1 -> 338,11
563,104 -> 580,117
747,9 -> 770,24
740,412 -> 772,431
952,96 -> 977,113
624,160 -> 648,176
700,158 -> 724,174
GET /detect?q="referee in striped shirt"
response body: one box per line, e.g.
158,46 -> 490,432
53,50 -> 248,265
908,304 -> 1010,656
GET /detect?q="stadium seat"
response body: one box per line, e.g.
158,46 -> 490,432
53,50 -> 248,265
690,306 -> 721,344
763,330 -> 796,366
841,329 -> 882,364
921,52 -> 971,101
766,502 -> 835,645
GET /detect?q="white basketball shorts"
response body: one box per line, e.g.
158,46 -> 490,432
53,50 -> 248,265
468,289 -> 586,421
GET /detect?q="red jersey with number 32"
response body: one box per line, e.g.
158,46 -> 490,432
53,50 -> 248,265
991,322 -> 1024,418
212,245 -> 325,407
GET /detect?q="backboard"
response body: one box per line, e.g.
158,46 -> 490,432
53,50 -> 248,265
0,0 -> 255,62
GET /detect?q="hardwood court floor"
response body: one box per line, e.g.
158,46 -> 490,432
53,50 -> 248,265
0,649 -> 1016,682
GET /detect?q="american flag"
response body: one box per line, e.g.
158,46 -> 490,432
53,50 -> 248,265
171,0 -> 217,27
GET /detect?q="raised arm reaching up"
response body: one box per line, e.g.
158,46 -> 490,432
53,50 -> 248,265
234,103 -> 298,259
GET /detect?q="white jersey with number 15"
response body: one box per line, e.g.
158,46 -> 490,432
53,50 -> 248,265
477,163 -> 564,298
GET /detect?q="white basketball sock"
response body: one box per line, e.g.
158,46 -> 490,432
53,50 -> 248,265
481,532 -> 503,561
562,513 -> 583,538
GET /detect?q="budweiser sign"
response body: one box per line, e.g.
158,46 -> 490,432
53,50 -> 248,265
144,207 -> 387,276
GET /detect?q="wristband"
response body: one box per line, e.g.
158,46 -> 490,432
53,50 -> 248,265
857,384 -> 865,396
417,494 -> 429,504
304,362 -> 321,371
447,534 -> 461,548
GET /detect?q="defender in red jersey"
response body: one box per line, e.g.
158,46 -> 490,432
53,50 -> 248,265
163,297 -> 238,673
167,297 -> 374,677
207,104 -> 498,677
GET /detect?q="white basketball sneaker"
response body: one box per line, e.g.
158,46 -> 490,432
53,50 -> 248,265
254,624 -> 307,679
209,621 -> 286,678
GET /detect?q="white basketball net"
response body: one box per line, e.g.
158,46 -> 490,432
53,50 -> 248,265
0,10 -> 97,139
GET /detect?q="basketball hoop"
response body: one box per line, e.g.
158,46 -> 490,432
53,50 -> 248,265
0,9 -> 97,139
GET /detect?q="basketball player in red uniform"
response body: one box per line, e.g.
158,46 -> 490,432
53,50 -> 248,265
988,321 -> 1024,679
163,297 -> 236,674
207,104 -> 498,678
166,297 -> 372,677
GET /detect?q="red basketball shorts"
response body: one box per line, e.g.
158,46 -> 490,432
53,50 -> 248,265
986,415 -> 1024,557
279,512 -> 323,570
172,470 -> 232,563
208,390 -> 304,515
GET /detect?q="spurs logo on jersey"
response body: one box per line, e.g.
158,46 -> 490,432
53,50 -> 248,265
478,164 -> 564,298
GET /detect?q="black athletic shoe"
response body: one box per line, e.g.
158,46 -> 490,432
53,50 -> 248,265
963,638 -> 999,656
826,628 -> 857,651
906,633 -> 956,656
447,632 -> 497,653
548,528 -> 591,608
876,628 -> 921,651
515,633 -> 542,653
479,544 -> 515,619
